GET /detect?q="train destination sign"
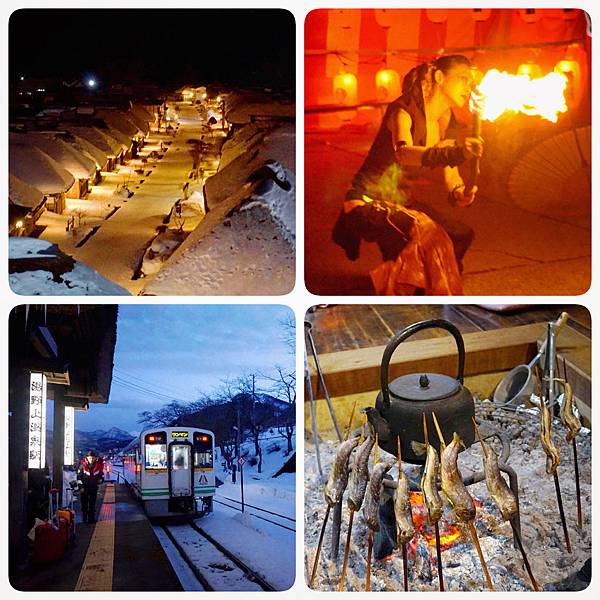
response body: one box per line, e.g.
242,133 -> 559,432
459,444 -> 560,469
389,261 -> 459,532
172,431 -> 189,438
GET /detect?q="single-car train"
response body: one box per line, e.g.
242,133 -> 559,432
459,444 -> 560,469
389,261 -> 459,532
122,427 -> 215,517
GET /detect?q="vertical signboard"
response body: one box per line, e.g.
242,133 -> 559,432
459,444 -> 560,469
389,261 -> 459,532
28,372 -> 47,469
64,406 -> 75,466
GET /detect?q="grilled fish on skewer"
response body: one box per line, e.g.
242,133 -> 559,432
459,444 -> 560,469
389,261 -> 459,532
440,432 -> 476,522
540,401 -> 560,475
395,438 -> 416,544
347,426 -> 375,512
395,463 -> 416,544
421,444 -> 443,524
339,427 -> 374,591
481,443 -> 518,521
558,380 -> 581,443
324,437 -> 359,506
363,461 -> 395,531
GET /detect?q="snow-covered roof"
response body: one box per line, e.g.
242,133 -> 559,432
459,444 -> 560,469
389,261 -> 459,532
13,132 -> 96,180
218,123 -> 264,170
130,104 -> 154,131
67,126 -> 126,157
204,123 -> 295,212
9,238 -> 131,296
97,108 -> 143,139
57,130 -> 108,169
9,174 -> 45,209
142,161 -> 295,296
9,140 -> 75,194
224,91 -> 294,125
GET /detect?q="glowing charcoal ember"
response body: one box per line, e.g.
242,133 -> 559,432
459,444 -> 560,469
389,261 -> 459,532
476,69 -> 568,123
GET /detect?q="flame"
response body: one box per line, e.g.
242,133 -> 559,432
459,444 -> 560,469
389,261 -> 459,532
408,492 -> 483,555
474,68 -> 568,123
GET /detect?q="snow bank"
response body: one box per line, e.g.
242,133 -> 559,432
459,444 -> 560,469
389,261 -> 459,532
142,118 -> 295,295
9,237 -> 130,296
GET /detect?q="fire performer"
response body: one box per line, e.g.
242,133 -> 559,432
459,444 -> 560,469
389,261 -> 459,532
333,55 -> 483,295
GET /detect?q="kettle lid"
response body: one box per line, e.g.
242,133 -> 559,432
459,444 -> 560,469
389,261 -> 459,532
388,372 -> 461,402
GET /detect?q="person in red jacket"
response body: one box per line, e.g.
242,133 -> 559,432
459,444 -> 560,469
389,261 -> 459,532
77,449 -> 104,523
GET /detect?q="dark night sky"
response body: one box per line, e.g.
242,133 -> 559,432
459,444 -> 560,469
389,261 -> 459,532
9,9 -> 295,89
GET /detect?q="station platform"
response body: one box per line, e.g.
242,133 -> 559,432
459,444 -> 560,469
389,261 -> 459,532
10,481 -> 183,591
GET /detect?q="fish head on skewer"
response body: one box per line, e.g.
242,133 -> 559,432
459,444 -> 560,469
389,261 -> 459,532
363,460 -> 395,531
347,426 -> 376,512
324,437 -> 360,506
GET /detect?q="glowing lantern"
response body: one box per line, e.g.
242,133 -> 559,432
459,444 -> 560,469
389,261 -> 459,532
554,59 -> 582,105
517,63 -> 543,79
333,71 -> 357,105
375,68 -> 400,101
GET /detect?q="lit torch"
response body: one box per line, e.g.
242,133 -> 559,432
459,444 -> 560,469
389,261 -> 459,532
464,87 -> 485,196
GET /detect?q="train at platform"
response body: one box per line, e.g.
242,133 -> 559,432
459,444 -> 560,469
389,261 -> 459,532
121,427 -> 216,517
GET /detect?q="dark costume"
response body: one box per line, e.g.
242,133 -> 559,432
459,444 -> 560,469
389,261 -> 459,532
77,455 -> 104,523
333,94 -> 474,294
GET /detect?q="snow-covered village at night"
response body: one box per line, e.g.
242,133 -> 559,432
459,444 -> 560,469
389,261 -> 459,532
8,9 -> 295,295
9,304 -> 296,591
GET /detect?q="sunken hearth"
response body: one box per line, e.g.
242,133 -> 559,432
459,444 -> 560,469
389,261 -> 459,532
304,399 -> 591,592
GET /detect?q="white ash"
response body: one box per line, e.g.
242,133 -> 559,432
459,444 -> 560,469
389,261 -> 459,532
305,400 -> 591,591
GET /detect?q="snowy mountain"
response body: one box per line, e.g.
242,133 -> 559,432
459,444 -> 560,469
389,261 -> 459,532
75,427 -> 134,453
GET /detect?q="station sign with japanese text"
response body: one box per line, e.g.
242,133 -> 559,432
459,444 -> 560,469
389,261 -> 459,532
28,372 -> 47,469
64,406 -> 74,466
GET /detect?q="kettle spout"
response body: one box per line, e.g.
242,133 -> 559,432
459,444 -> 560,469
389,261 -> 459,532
362,407 -> 393,444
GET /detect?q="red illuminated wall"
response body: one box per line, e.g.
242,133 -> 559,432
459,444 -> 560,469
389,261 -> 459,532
305,8 -> 590,130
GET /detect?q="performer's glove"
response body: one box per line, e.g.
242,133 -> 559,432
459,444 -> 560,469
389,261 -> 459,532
421,143 -> 467,168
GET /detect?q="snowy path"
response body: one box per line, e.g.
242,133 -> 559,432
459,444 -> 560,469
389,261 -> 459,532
40,103 -> 211,294
73,104 -> 206,293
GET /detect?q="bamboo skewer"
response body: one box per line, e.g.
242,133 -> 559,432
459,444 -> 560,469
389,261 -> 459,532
364,434 -> 379,592
366,529 -> 374,591
338,412 -> 366,591
401,540 -> 409,592
554,474 -> 572,553
535,368 -> 572,554
338,509 -> 354,591
310,504 -> 330,587
397,436 -> 409,592
472,417 -> 540,591
431,412 -> 494,591
423,414 -> 444,592
434,523 -> 445,591
344,399 -> 358,441
562,358 -> 583,530
467,521 -> 495,591
311,409 -> 360,589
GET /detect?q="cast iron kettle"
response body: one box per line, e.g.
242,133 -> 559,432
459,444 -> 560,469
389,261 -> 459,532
373,319 -> 475,464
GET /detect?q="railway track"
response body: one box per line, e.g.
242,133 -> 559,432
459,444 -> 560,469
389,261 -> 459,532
160,522 -> 276,591
213,496 -> 296,532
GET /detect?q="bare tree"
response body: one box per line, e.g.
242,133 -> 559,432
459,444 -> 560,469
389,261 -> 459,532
278,313 -> 296,355
236,373 -> 266,472
137,400 -> 191,428
264,365 -> 296,455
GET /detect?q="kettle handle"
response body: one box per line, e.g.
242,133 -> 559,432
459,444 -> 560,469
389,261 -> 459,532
381,319 -> 465,410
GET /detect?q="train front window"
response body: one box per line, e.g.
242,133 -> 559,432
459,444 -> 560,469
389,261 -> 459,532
171,445 -> 190,470
193,432 -> 213,468
145,444 -> 167,469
